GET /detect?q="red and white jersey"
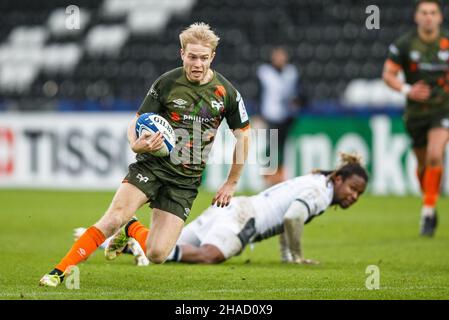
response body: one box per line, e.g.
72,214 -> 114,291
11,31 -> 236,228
249,173 -> 334,241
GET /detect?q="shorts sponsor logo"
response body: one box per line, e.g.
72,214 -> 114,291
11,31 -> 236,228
136,173 -> 149,183
184,208 -> 190,218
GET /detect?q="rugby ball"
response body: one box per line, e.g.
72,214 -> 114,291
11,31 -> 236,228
135,113 -> 176,157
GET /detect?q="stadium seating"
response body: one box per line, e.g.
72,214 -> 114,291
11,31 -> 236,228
0,0 -> 448,111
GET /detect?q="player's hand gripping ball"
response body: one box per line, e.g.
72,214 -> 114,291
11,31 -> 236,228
135,113 -> 176,157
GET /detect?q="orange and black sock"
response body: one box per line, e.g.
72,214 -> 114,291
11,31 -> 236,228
54,226 -> 106,275
126,220 -> 149,253
422,166 -> 443,208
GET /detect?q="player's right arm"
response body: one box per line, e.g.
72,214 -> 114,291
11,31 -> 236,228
127,115 -> 164,154
282,201 -> 319,265
382,42 -> 430,101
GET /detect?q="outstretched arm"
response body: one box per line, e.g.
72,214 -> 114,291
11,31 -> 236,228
283,201 -> 319,265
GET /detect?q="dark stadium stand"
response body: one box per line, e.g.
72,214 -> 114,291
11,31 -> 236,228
0,0 -> 448,112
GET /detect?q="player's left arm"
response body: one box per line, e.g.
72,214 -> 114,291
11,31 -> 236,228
212,127 -> 250,207
212,88 -> 251,207
283,201 -> 319,265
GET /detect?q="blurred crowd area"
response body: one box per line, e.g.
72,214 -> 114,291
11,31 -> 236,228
1,0 -> 448,114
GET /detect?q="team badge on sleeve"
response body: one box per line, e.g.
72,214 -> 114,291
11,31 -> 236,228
236,91 -> 248,123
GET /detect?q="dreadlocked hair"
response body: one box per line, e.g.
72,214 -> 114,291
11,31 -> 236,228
312,152 -> 369,183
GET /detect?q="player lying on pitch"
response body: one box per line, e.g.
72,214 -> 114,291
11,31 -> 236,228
97,153 -> 368,265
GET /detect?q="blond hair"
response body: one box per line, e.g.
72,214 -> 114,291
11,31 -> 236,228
179,22 -> 220,51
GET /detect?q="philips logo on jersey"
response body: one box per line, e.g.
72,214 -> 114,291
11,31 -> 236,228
183,114 -> 216,123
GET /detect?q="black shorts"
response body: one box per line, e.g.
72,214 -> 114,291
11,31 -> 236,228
124,160 -> 202,221
404,112 -> 449,148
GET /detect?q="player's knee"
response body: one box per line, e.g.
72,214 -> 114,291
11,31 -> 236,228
203,255 -> 223,264
201,248 -> 224,264
146,249 -> 167,264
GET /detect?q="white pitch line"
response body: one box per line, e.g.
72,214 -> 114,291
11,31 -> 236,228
1,286 -> 449,297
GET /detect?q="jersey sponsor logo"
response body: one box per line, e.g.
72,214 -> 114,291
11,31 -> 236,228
136,173 -> 149,183
183,114 -> 216,123
236,91 -> 248,123
173,98 -> 188,108
170,112 -> 181,121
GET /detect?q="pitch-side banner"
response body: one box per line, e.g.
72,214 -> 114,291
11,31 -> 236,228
0,113 -> 135,190
1,113 -> 448,194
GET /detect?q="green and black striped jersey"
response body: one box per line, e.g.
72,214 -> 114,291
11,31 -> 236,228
387,29 -> 449,117
137,67 -> 250,177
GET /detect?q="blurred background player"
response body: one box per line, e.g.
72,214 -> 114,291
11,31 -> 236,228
39,22 -> 250,287
255,47 -> 303,186
107,153 -> 367,265
383,0 -> 448,236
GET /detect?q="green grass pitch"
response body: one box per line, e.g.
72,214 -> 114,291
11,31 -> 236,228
0,189 -> 448,300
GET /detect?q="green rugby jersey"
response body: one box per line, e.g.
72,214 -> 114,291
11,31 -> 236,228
136,67 -> 250,177
387,29 -> 449,117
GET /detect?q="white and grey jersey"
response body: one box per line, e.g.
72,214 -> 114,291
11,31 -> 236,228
249,174 -> 334,242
